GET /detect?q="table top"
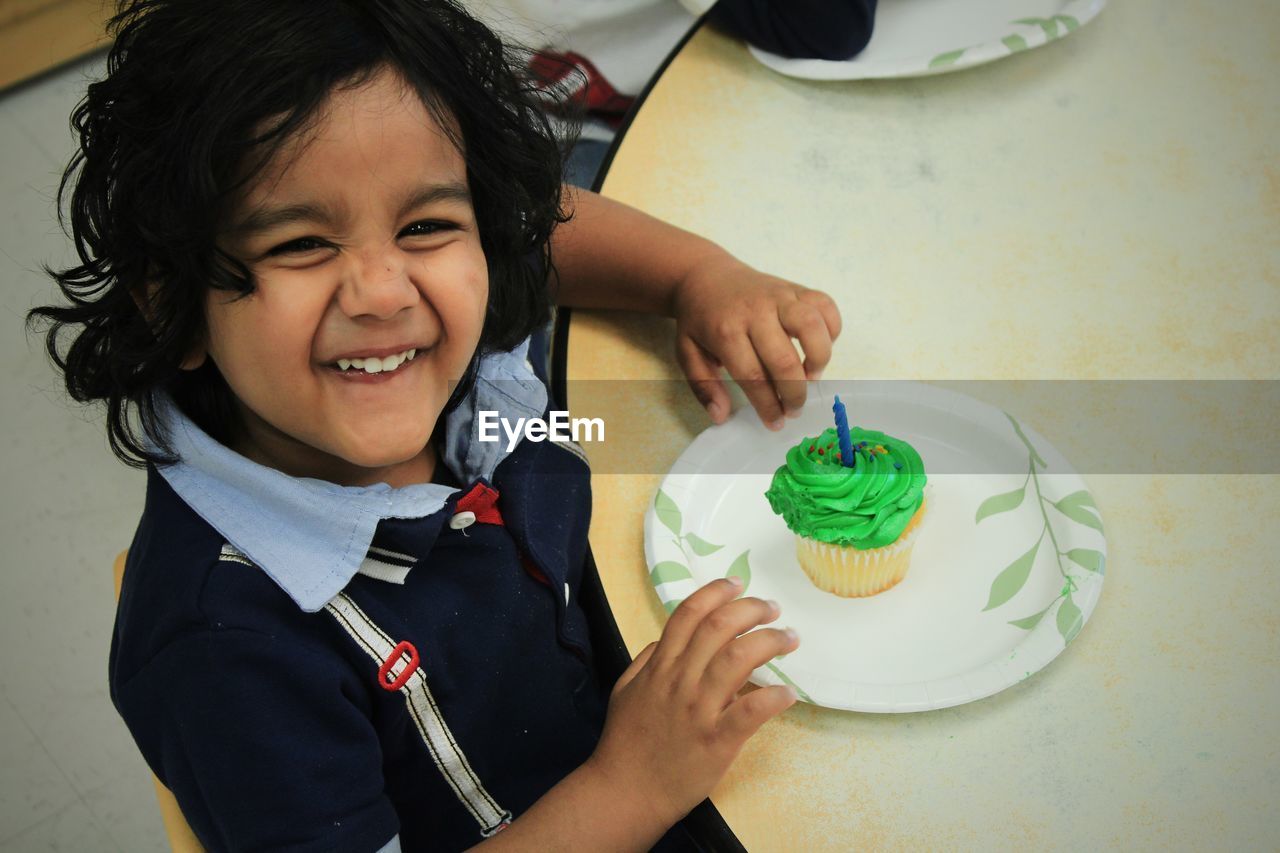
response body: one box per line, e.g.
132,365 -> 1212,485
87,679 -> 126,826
563,2 -> 1279,848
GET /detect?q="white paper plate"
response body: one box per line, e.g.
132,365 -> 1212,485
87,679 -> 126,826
643,381 -> 1106,712
748,0 -> 1107,80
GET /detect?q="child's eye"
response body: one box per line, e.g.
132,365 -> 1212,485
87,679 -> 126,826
400,220 -> 454,238
266,237 -> 330,256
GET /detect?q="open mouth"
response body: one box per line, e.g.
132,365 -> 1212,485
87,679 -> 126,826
333,348 -> 419,376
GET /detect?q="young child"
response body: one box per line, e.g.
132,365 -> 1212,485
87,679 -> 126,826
32,1 -> 840,850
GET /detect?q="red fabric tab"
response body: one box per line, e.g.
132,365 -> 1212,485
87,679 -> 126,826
527,50 -> 635,125
453,484 -> 549,589
455,483 -> 504,526
377,640 -> 419,692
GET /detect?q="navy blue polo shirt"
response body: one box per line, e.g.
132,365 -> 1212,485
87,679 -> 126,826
109,343 -> 699,852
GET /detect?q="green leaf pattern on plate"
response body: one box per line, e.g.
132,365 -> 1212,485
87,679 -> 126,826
919,10 -> 1089,75
939,14 -> 1083,69
654,489 -> 682,538
1013,16 -> 1061,40
1054,491 -> 1105,534
983,540 -> 1041,612
649,492 -> 805,698
977,415 -> 1103,646
724,550 -> 752,588
1057,489 -> 1098,511
1064,548 -> 1105,574
649,561 -> 693,586
929,48 -> 966,68
1014,15 -> 1080,38
975,484 -> 1026,523
764,662 -> 814,704
1007,413 -> 1048,468
1002,34 -> 1029,53
1056,594 -> 1083,644
1007,602 -> 1054,630
684,532 -> 724,557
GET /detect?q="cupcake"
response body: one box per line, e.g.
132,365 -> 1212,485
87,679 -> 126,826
765,403 -> 927,597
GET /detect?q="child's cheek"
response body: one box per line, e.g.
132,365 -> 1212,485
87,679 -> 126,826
474,272 -> 491,323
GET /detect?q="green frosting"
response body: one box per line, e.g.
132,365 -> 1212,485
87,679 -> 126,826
765,426 -> 926,549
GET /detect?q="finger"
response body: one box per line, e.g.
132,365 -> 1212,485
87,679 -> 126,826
718,344 -> 786,430
678,596 -> 781,685
676,335 -> 731,424
701,627 -> 799,709
797,288 -> 842,345
719,684 -> 800,742
748,320 -> 808,418
779,300 -> 834,382
612,641 -> 656,694
652,577 -> 745,667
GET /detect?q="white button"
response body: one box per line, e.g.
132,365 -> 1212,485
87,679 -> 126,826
449,511 -> 476,530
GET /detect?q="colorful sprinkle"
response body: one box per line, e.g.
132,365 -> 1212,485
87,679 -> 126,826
894,462 -> 903,470
808,445 -> 815,453
817,448 -> 824,455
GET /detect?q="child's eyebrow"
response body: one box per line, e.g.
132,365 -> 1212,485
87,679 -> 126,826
228,182 -> 472,237
228,202 -> 337,237
396,181 -> 472,219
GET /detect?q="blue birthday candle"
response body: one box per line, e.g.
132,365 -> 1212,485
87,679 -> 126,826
833,395 -> 854,467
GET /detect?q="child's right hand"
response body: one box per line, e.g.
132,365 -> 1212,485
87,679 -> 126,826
586,576 -> 800,830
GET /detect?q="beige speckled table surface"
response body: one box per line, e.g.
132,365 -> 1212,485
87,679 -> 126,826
564,3 -> 1279,849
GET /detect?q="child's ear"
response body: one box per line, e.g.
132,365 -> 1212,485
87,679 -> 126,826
130,282 -> 209,371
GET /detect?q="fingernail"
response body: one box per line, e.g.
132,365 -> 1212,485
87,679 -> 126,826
783,627 -> 799,644
769,419 -> 785,432
783,685 -> 799,702
811,369 -> 824,382
706,401 -> 722,421
785,408 -> 801,420
727,575 -> 745,589
766,599 -> 781,616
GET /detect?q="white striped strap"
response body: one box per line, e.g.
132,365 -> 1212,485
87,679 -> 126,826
324,593 -> 511,836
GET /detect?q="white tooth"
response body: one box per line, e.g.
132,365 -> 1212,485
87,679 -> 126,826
337,358 -> 351,370
351,358 -> 366,369
407,348 -> 416,360
363,359 -> 383,374
382,355 -> 400,371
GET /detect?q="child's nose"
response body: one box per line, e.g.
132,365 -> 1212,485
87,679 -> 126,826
337,251 -> 419,319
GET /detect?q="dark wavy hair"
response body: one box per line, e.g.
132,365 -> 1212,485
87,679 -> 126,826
27,0 -> 569,467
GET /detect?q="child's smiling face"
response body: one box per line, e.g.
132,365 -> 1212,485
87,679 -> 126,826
203,67 -> 488,487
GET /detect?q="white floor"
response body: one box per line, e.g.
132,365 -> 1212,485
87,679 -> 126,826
0,55 -> 168,851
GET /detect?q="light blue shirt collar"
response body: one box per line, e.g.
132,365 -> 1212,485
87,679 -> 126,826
155,340 -> 548,612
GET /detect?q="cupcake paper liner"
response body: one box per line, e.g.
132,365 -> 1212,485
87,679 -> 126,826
795,503 -> 926,597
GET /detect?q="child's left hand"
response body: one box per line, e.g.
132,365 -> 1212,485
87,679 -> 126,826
551,189 -> 842,425
671,255 -> 842,430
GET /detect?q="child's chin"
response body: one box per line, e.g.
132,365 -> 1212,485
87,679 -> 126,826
336,436 -> 432,472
